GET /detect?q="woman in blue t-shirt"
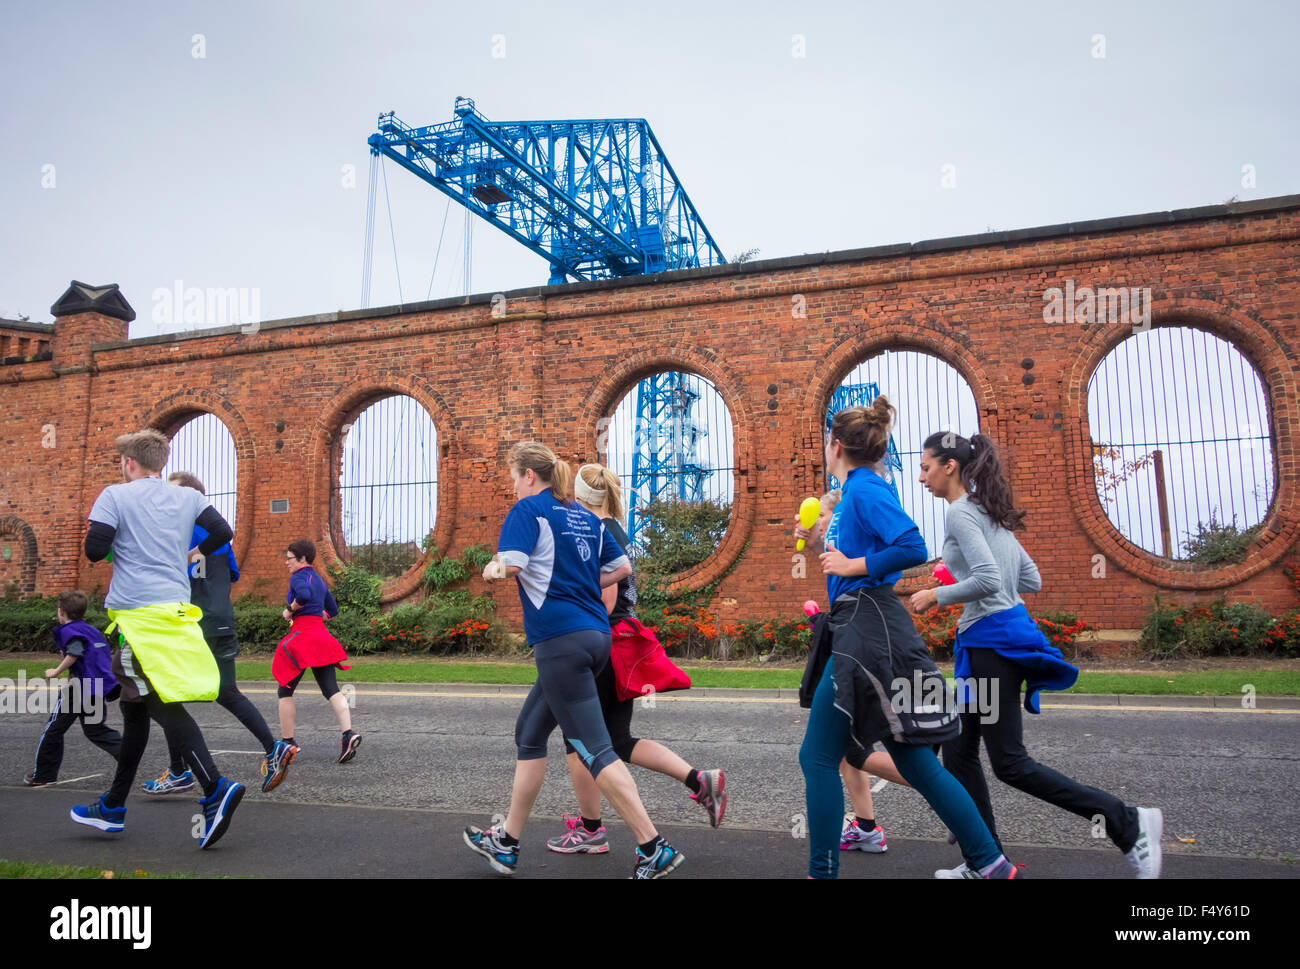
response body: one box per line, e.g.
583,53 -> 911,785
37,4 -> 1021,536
793,399 -> 1019,879
462,441 -> 685,879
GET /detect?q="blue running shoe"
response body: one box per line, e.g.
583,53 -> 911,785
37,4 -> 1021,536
463,824 -> 518,875
70,794 -> 125,833
198,777 -> 244,849
142,768 -> 195,795
632,840 -> 684,879
260,741 -> 298,793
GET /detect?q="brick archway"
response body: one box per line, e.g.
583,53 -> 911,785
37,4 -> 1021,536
0,516 -> 38,595
578,343 -> 755,593
1062,299 -> 1299,588
144,391 -> 257,568
310,376 -> 459,603
800,326 -> 1001,589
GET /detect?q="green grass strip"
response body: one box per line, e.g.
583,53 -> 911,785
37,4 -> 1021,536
0,859 -> 209,879
1,658 -> 1296,695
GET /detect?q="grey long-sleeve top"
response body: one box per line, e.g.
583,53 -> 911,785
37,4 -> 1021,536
934,494 -> 1041,632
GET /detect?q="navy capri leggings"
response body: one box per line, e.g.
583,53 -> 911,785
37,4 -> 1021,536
515,628 -> 620,778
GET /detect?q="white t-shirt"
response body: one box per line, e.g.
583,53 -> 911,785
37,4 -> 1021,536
89,476 -> 211,610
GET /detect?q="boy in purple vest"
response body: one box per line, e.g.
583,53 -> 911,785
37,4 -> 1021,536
24,590 -> 123,786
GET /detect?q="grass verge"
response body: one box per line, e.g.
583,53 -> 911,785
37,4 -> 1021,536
0,859 -> 208,879
1,657 -> 1296,695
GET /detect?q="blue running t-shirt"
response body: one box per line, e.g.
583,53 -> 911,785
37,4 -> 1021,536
497,491 -> 630,645
824,466 -> 928,603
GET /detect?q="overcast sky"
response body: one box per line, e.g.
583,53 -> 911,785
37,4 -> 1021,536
3,0 -> 1297,331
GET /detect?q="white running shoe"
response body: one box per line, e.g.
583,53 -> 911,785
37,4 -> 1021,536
934,861 -> 972,879
1125,806 -> 1163,879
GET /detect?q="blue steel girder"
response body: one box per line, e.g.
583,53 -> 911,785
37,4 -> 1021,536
627,372 -> 714,546
368,101 -> 726,283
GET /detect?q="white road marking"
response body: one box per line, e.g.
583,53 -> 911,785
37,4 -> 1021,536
870,777 -> 889,793
42,773 -> 103,786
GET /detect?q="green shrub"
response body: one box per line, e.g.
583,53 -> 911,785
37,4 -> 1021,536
232,594 -> 291,651
329,562 -> 382,616
637,499 -> 731,578
343,539 -> 421,578
372,590 -> 502,654
1182,515 -> 1262,565
0,594 -> 109,652
1139,594 -> 1300,658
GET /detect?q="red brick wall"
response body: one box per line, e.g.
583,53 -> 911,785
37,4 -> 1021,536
3,200 -> 1298,631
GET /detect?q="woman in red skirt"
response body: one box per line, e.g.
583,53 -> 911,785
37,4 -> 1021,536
268,539 -> 360,778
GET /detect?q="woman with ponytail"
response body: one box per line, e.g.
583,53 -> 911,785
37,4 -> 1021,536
910,431 -> 1163,878
793,399 -> 1020,880
544,463 -> 727,855
463,442 -> 685,879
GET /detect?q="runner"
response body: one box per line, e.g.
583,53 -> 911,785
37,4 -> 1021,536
273,539 -> 360,766
793,400 -> 1021,879
463,441 -> 684,878
25,590 -> 122,786
141,472 -> 289,795
798,489 -> 910,855
909,430 -> 1163,878
72,428 -> 244,849
545,462 -> 725,855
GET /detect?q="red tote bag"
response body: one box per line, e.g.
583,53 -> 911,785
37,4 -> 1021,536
609,617 -> 692,702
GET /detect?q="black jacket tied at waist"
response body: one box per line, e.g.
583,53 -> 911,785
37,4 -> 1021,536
800,585 -> 961,755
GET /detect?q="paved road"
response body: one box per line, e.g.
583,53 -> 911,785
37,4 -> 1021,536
2,681 -> 1297,877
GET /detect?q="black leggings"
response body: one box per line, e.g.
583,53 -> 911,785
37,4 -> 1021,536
168,655 -> 275,773
564,658 -> 640,763
515,629 -> 619,778
941,648 -> 1140,855
108,692 -> 221,806
277,664 -> 340,700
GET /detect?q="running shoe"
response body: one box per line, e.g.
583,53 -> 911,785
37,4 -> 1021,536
935,859 -> 1026,879
1124,806 -> 1163,879
690,768 -> 726,827
546,814 -> 610,854
463,824 -> 519,875
632,840 -> 684,879
198,777 -> 244,849
142,768 -> 195,795
338,730 -> 362,764
934,861 -> 971,879
840,818 -> 888,852
70,794 -> 125,833
23,773 -> 49,787
260,741 -> 299,793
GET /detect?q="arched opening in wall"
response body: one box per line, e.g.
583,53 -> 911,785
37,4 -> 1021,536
162,413 -> 237,528
827,350 -> 979,560
599,371 -> 735,578
336,394 -> 439,578
0,516 -> 39,598
1087,326 -> 1274,562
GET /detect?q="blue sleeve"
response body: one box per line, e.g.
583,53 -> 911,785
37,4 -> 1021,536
863,528 -> 928,578
289,571 -> 312,605
323,586 -> 338,617
847,486 -> 927,578
498,501 -> 540,566
867,491 -> 923,547
228,548 -> 240,583
189,525 -> 208,578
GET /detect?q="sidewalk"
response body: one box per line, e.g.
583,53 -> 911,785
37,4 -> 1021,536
3,787 -> 1296,879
